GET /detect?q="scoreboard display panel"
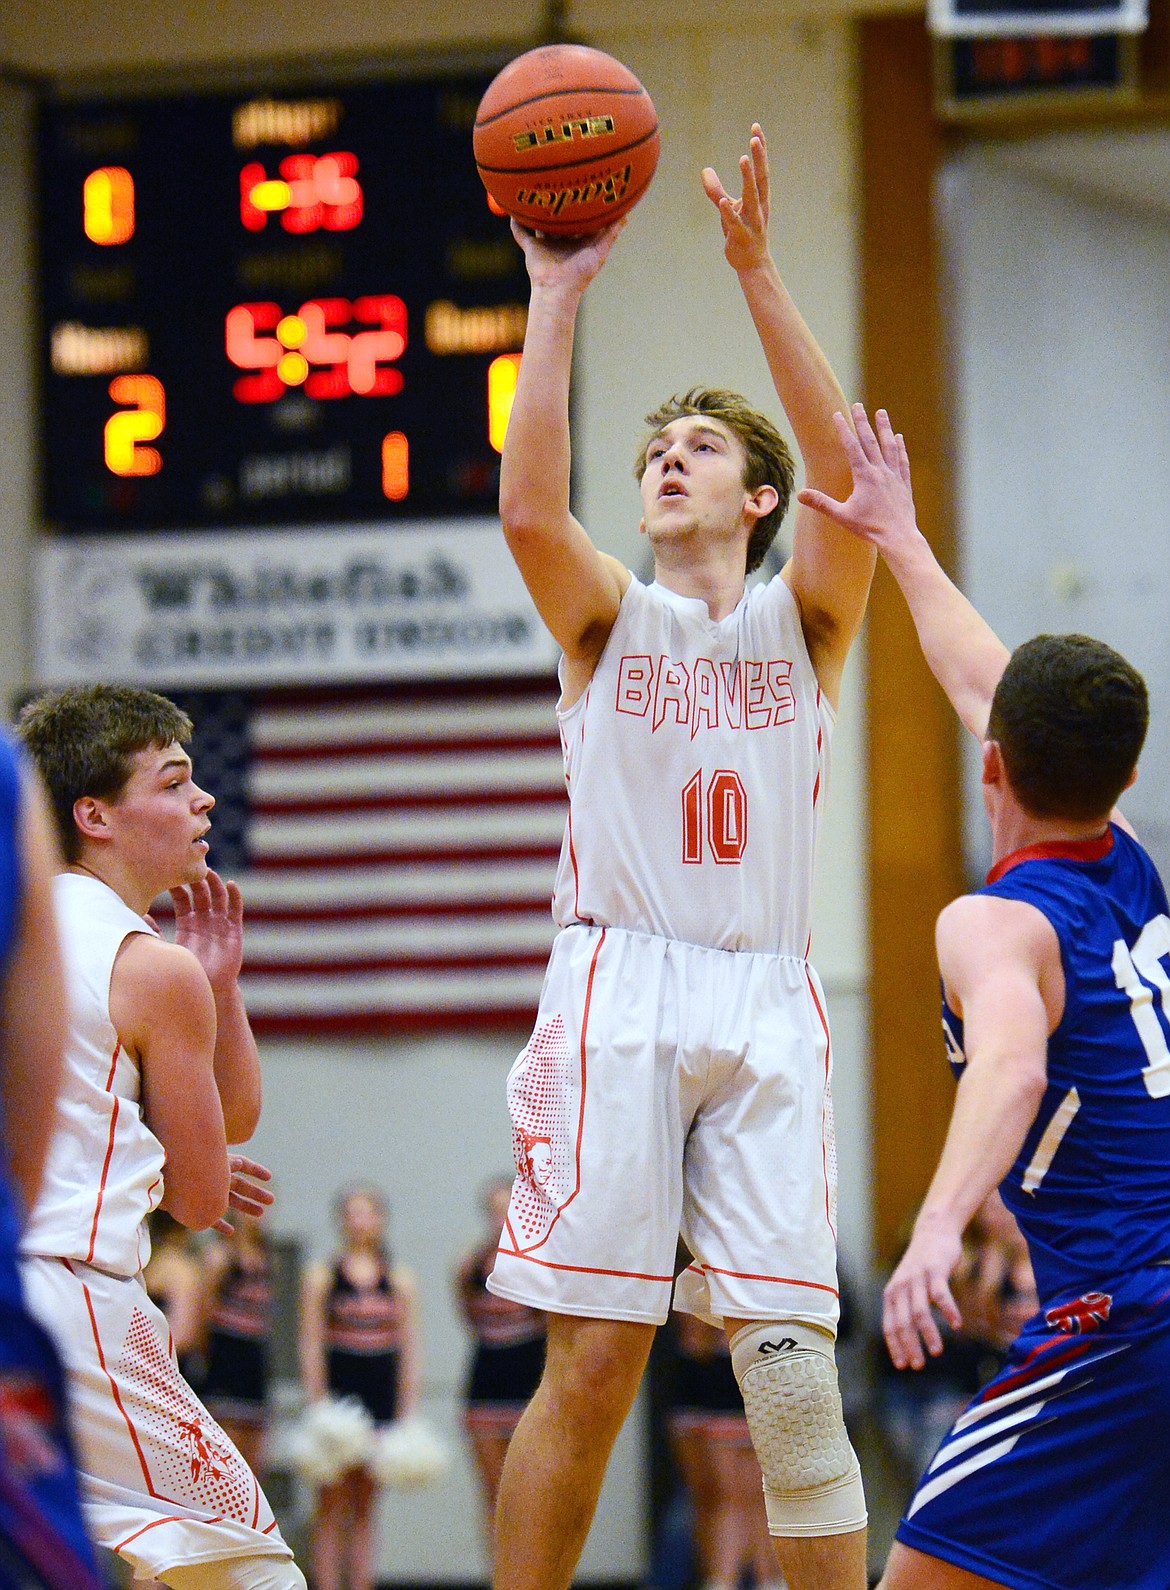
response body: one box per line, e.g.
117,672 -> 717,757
37,74 -> 529,532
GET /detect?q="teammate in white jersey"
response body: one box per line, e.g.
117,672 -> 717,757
488,126 -> 875,1590
16,685 -> 306,1590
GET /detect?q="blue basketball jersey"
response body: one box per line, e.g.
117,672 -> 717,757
941,823 -> 1170,1305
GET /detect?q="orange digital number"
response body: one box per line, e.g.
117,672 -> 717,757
488,353 -> 521,453
104,375 -> 165,476
84,167 -> 135,245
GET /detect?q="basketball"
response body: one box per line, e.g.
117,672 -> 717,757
473,45 -> 659,236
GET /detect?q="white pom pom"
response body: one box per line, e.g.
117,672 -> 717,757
369,1416 -> 450,1490
282,1396 -> 375,1488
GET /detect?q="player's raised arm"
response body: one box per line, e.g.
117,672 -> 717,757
703,124 -> 873,705
499,221 -> 631,700
882,892 -> 1053,1371
799,402 -> 1010,739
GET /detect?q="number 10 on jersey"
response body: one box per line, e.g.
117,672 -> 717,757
682,769 -> 747,864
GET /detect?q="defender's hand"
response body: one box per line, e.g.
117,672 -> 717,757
170,871 -> 244,993
798,403 -> 920,550
702,123 -> 771,272
883,1215 -> 965,1371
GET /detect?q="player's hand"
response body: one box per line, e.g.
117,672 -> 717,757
510,215 -> 626,294
798,403 -> 920,551
702,123 -> 770,272
882,1214 -> 964,1371
212,1154 -> 274,1235
170,870 -> 244,993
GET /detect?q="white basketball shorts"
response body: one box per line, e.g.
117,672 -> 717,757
488,924 -> 842,1331
21,1255 -> 294,1581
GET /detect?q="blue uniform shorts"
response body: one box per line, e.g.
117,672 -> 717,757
896,1267 -> 1170,1590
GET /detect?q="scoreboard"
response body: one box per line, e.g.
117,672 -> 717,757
37,74 -> 529,532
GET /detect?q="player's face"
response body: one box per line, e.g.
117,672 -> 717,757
108,742 -> 214,892
639,415 -> 755,556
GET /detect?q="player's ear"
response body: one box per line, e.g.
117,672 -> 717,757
1123,763 -> 1138,792
746,483 -> 778,524
73,794 -> 112,843
980,740 -> 1004,788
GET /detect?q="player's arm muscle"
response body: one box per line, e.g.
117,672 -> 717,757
883,894 -> 1057,1369
702,125 -> 872,706
111,933 -> 230,1229
499,226 -> 630,698
929,894 -> 1060,1226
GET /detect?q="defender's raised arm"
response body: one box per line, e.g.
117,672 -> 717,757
799,402 -> 1010,737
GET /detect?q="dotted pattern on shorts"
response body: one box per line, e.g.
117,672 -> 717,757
740,1348 -> 852,1491
116,1306 -> 257,1520
822,1080 -> 838,1234
507,1015 -> 578,1249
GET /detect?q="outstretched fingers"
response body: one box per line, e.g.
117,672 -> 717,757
748,122 -> 769,217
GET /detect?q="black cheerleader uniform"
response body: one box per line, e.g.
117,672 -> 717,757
325,1258 -> 403,1426
666,1318 -> 751,1446
460,1245 -> 545,1435
201,1250 -> 274,1427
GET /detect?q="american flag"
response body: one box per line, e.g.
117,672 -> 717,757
164,678 -> 565,1036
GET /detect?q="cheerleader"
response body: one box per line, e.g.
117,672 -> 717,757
200,1209 -> 275,1474
666,1312 -> 782,1590
299,1185 -> 420,1590
455,1176 -> 545,1558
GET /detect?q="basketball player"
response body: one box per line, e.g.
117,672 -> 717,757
488,125 -> 874,1590
0,729 -> 104,1588
800,403 -> 1170,1590
15,685 -> 306,1590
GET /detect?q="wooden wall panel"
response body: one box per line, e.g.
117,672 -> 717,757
859,14 -> 967,1265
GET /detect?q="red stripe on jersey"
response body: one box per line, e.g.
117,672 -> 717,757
87,1093 -> 122,1264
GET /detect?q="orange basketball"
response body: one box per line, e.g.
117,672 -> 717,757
474,45 -> 659,236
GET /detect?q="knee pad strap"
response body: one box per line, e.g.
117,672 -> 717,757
729,1321 -> 867,1538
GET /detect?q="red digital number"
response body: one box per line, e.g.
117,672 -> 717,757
238,152 -> 363,233
227,297 -> 407,403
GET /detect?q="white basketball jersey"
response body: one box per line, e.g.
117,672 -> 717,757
552,575 -> 833,955
22,874 -> 165,1276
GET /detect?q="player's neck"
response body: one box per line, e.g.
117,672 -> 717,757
652,551 -> 746,622
67,854 -> 160,919
989,805 -> 1112,868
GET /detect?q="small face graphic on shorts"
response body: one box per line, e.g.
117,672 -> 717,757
518,1131 -> 554,1192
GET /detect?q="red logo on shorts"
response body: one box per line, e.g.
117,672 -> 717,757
1044,1290 -> 1112,1334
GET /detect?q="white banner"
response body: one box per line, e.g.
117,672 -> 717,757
34,519 -> 560,687
929,0 -> 1146,35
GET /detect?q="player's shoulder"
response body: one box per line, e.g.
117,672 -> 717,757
110,933 -> 215,1036
937,890 -> 1059,968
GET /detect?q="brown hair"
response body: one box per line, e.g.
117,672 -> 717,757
634,387 -> 795,575
16,684 -> 192,862
987,634 -> 1147,820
